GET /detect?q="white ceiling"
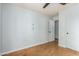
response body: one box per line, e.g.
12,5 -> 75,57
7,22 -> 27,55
16,3 -> 67,16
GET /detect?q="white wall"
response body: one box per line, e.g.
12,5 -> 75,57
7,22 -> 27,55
1,4 -> 53,54
0,4 -> 2,54
53,15 -> 59,21
59,4 -> 79,51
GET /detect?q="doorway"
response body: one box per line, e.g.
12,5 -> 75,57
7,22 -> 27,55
54,20 -> 59,41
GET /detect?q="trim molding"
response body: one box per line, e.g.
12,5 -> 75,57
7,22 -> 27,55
58,43 -> 66,48
1,40 -> 54,56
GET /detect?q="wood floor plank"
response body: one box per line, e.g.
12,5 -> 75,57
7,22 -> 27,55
2,40 -> 79,56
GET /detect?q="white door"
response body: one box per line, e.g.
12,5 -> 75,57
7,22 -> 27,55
65,10 -> 79,50
59,4 -> 79,51
48,20 -> 54,42
59,11 -> 75,49
65,16 -> 73,49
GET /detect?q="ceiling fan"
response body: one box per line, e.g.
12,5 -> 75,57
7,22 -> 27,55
43,3 -> 67,8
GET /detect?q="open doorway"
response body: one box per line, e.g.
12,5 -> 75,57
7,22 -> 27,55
54,20 -> 59,41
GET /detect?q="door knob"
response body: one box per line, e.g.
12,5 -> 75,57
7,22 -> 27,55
66,32 -> 69,34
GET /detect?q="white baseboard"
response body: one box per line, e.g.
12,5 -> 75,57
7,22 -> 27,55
58,43 -> 66,48
1,40 -> 53,56
58,44 -> 79,52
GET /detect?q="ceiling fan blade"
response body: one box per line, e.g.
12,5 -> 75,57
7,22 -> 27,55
60,3 -> 67,5
43,3 -> 50,8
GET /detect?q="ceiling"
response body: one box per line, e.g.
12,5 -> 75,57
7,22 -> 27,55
16,3 -> 67,16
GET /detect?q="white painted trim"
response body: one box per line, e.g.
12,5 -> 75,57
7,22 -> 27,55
1,40 -> 54,56
59,44 -> 79,52
58,44 -> 66,48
